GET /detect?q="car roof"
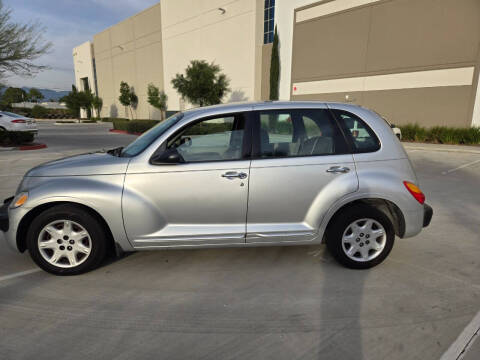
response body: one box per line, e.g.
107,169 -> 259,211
181,101 -> 361,117
0,111 -> 26,118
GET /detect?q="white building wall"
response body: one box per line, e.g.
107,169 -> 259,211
160,0 -> 258,111
73,41 -> 97,118
275,0 -> 322,101
472,71 -> 480,127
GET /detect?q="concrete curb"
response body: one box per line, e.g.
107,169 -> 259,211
54,122 -> 104,125
0,143 -> 47,151
403,145 -> 480,154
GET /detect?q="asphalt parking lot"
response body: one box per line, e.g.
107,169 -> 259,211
0,122 -> 479,360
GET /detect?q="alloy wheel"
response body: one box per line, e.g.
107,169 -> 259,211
37,220 -> 92,268
341,218 -> 387,262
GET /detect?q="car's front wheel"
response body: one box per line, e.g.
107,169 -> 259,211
27,204 -> 107,275
326,205 -> 395,269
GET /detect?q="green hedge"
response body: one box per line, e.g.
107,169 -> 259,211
184,122 -> 230,136
127,120 -> 159,133
399,124 -> 480,145
0,131 -> 35,146
31,105 -> 49,118
11,107 -> 76,119
112,119 -> 159,133
112,119 -> 130,131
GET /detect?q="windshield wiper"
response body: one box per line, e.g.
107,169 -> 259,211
107,146 -> 124,157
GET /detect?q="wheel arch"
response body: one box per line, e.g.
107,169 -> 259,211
323,198 -> 406,239
16,201 -> 116,254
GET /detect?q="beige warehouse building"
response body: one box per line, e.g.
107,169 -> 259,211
73,0 -> 480,128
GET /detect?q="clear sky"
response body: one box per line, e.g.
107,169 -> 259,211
3,0 -> 160,91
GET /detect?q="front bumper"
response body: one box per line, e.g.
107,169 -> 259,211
423,203 -> 433,227
0,196 -> 12,232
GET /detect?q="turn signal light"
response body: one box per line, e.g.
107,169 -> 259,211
403,181 -> 425,204
12,193 -> 28,208
11,119 -> 26,123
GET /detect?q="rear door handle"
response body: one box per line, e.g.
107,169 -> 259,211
222,171 -> 248,179
326,166 -> 350,174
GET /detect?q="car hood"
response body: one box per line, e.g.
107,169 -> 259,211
25,152 -> 131,177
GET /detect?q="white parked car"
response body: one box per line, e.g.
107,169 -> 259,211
390,124 -> 402,140
0,111 -> 38,134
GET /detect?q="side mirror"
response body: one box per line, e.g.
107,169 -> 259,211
150,150 -> 185,165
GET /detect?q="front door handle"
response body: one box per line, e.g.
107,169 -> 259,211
326,166 -> 350,174
222,171 -> 247,179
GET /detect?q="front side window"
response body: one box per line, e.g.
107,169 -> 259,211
121,113 -> 183,157
257,109 -> 347,158
166,114 -> 246,163
332,110 -> 381,153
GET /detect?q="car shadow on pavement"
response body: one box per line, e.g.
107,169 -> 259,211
316,249 -> 367,360
0,244 -> 369,360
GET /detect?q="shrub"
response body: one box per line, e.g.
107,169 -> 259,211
12,107 -> 73,119
126,120 -> 158,134
183,122 -> 230,135
0,131 -> 34,146
112,119 -> 130,131
399,124 -> 480,145
31,105 -> 49,118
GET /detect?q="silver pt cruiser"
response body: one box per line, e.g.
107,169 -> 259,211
0,102 -> 432,275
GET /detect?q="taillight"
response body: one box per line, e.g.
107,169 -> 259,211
11,119 -> 26,123
403,181 -> 425,204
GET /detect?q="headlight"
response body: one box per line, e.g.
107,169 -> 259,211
10,192 -> 28,208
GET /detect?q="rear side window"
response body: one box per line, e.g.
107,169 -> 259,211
256,109 -> 348,158
333,110 -> 380,153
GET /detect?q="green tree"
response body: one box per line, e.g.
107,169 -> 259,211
92,95 -> 103,118
118,81 -> 137,119
62,85 -> 82,118
31,104 -> 48,118
78,89 -> 94,119
1,87 -> 26,107
269,26 -> 280,101
147,83 -> 168,120
28,88 -> 43,102
0,0 -> 52,77
171,60 -> 230,107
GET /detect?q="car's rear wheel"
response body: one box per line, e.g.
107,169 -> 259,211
27,204 -> 107,275
326,205 -> 395,269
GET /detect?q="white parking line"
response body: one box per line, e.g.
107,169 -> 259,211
440,310 -> 480,360
442,159 -> 480,175
0,268 -> 41,282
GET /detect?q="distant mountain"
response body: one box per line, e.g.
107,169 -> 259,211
0,86 -> 70,101
20,87 -> 70,101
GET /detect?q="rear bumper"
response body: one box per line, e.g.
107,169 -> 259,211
423,203 -> 433,227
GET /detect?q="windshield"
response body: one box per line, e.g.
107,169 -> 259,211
120,113 -> 184,157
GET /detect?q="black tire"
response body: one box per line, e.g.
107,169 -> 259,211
26,204 -> 107,275
326,205 -> 395,269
